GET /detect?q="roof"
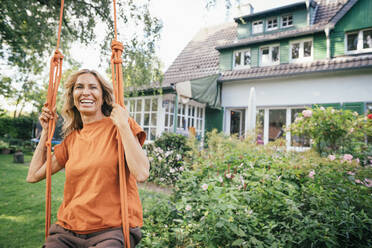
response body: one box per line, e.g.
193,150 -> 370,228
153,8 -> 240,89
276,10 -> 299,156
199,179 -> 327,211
162,22 -> 237,86
234,1 -> 311,23
163,0 -> 368,86
220,54 -> 372,82
217,0 -> 351,50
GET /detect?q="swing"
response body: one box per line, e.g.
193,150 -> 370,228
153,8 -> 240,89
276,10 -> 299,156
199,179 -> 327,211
44,0 -> 131,247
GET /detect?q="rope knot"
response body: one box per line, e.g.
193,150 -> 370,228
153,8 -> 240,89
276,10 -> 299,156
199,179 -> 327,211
52,49 -> 64,65
111,40 -> 124,52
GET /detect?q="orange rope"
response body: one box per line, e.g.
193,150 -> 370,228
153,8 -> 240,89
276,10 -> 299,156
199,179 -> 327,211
45,0 -> 64,240
111,1 -> 131,247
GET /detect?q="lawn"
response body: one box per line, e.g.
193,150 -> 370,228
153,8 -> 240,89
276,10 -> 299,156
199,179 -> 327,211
0,154 -> 169,248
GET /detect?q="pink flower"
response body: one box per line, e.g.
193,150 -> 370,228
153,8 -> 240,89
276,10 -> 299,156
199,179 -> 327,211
308,170 -> 315,179
343,154 -> 353,161
226,173 -> 232,179
355,179 -> 361,184
179,166 -> 184,172
355,158 -> 360,164
320,107 -> 325,111
185,204 -> 192,211
201,183 -> 208,191
328,155 -> 336,161
302,110 -> 313,118
363,178 -> 372,187
218,176 -> 223,183
347,171 -> 355,176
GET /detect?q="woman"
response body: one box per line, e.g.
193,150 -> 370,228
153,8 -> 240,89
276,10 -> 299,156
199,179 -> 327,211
26,69 -> 150,247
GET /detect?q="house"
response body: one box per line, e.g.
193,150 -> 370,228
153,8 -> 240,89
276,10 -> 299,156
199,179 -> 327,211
125,0 -> 372,148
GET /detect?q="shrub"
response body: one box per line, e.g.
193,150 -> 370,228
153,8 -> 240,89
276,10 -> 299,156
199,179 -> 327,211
0,116 -> 35,140
290,107 -> 372,165
140,132 -> 372,247
146,132 -> 192,186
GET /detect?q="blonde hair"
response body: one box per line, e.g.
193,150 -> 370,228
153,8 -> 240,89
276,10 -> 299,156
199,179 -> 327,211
61,69 -> 114,137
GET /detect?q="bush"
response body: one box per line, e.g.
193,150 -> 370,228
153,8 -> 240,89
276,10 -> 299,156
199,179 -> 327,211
140,131 -> 372,247
0,116 -> 35,140
290,107 -> 372,165
146,132 -> 192,186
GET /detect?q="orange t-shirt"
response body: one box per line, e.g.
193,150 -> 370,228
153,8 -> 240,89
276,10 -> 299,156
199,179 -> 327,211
54,117 -> 146,233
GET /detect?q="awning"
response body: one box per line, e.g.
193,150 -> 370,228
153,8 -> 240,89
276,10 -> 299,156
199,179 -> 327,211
175,74 -> 221,109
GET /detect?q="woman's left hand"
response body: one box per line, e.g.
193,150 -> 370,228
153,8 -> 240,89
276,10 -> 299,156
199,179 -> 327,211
110,103 -> 129,129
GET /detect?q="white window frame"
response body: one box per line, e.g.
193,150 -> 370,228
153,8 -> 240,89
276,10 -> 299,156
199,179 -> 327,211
289,38 -> 313,63
259,44 -> 280,67
345,28 -> 372,54
176,100 -> 205,139
252,20 -> 263,34
254,106 -> 311,151
233,48 -> 251,69
125,95 -> 161,142
281,14 -> 293,28
266,17 -> 278,31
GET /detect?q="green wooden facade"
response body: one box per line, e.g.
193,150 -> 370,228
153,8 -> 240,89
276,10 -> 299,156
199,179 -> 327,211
220,0 -> 372,70
332,0 -> 372,57
237,7 -> 308,39
205,108 -> 224,132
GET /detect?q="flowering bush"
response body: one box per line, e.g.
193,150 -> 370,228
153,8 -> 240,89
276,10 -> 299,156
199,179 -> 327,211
290,107 -> 372,165
139,132 -> 372,247
145,132 -> 192,186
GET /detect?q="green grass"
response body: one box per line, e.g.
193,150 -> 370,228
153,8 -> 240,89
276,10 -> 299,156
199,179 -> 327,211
0,154 -> 169,247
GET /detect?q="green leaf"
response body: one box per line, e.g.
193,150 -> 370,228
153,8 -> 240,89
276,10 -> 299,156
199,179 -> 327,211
232,239 -> 244,246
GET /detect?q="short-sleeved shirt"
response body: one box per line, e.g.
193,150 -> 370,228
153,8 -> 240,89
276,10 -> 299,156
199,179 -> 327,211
54,117 -> 146,234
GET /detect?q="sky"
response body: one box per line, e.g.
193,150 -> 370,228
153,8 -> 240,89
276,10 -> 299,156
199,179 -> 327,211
1,0 -> 301,113
73,0 -> 302,74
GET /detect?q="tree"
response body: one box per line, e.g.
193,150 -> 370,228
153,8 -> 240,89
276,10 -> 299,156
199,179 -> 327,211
1,0 -> 163,115
0,0 -> 163,78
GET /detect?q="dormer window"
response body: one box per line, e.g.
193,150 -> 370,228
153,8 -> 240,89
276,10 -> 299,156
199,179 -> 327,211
252,20 -> 263,34
233,49 -> 251,69
260,45 -> 280,66
281,14 -> 293,28
346,28 -> 372,54
290,39 -> 313,63
267,18 -> 278,31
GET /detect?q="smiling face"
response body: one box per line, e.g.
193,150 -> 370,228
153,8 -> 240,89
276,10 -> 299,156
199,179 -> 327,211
73,73 -> 104,118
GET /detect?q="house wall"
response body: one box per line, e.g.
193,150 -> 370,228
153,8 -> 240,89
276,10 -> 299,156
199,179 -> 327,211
313,32 -> 327,60
237,8 -> 308,39
220,49 -> 233,71
220,33 -> 323,69
205,108 -> 224,132
332,0 -> 372,57
221,69 -> 372,108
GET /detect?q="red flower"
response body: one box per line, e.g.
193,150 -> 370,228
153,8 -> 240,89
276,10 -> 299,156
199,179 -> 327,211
368,114 -> 372,120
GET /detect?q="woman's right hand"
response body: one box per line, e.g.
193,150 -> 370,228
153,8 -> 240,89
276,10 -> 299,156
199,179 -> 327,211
39,104 -> 57,131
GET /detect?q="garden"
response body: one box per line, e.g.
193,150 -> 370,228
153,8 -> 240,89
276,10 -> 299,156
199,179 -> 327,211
0,107 -> 371,247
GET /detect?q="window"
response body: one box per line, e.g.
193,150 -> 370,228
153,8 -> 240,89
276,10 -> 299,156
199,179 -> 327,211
176,103 -> 204,138
291,109 -> 310,147
363,30 -> 372,49
260,45 -> 280,66
230,109 -> 245,137
233,49 -> 251,69
290,39 -> 313,62
126,96 -> 159,142
252,20 -> 263,34
281,14 -> 293,28
163,99 -> 175,133
346,29 -> 372,53
267,18 -> 278,31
